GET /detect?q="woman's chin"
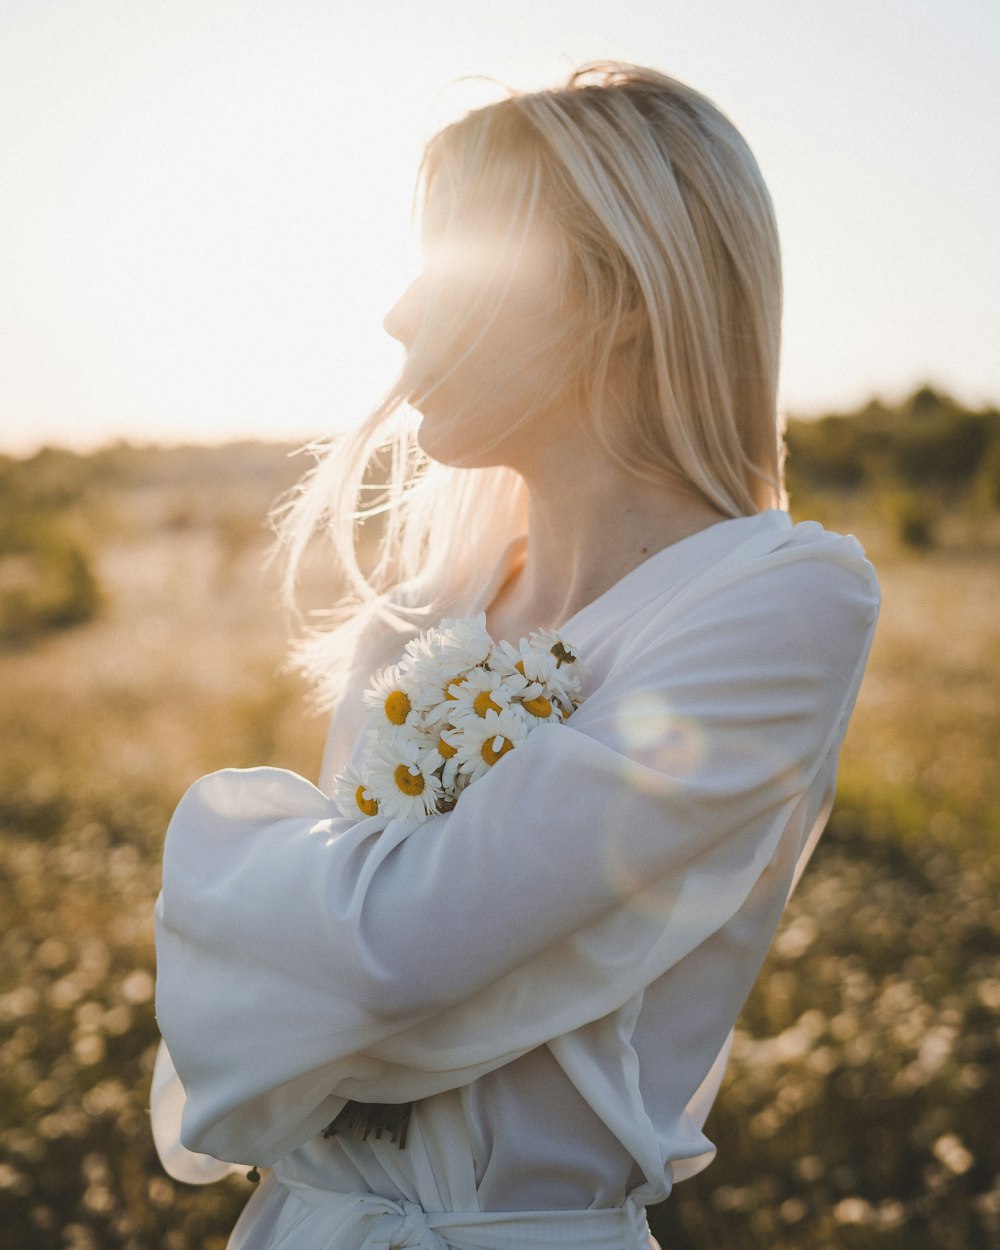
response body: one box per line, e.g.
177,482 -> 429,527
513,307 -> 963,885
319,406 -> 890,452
417,427 -> 474,468
416,422 -> 504,471
413,398 -> 521,470
415,411 -> 470,467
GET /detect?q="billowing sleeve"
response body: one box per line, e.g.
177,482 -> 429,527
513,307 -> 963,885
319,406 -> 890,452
154,537 -> 878,1169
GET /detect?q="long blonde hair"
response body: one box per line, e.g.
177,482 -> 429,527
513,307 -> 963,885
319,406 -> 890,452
275,63 -> 784,707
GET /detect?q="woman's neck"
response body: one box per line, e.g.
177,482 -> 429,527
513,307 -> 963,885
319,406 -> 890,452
485,458 -> 728,641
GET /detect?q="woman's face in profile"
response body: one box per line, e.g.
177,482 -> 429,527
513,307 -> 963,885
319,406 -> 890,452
383,181 -> 577,473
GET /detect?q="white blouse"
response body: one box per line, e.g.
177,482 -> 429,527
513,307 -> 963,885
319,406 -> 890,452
152,510 -> 879,1249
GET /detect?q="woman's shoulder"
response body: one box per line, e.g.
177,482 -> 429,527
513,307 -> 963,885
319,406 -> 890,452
697,509 -> 879,607
624,509 -> 880,631
765,514 -> 880,615
612,511 -> 879,682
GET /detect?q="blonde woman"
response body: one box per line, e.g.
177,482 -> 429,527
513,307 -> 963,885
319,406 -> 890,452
152,64 -> 879,1250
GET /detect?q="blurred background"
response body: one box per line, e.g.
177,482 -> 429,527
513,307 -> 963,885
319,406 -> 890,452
1,2 -> 998,1248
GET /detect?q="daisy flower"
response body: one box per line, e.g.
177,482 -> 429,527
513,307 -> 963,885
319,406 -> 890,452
400,656 -> 469,721
432,725 -> 466,796
364,735 -> 444,823
452,706 -> 532,785
334,764 -> 380,820
400,615 -> 496,718
517,680 -> 565,724
492,634 -> 581,714
429,664 -> 525,727
401,612 -> 493,675
361,663 -> 422,733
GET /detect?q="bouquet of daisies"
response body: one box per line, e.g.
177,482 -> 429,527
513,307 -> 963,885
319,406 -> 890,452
335,613 -> 583,825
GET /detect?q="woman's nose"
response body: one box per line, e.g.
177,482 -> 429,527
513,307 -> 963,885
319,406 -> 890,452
383,277 -> 424,347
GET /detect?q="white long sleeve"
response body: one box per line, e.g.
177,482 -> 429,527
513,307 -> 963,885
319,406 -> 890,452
154,512 -> 878,1178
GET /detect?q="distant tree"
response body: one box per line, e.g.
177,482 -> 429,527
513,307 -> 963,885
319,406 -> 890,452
0,514 -> 102,643
973,436 -> 1000,512
893,411 -> 992,485
0,454 -> 103,642
886,489 -> 939,549
907,384 -> 948,417
785,386 -> 1000,502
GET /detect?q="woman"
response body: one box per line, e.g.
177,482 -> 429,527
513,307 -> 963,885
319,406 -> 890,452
153,64 -> 879,1249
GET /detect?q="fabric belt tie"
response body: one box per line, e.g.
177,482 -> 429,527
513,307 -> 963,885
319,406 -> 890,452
270,1180 -> 652,1249
371,1201 -> 449,1249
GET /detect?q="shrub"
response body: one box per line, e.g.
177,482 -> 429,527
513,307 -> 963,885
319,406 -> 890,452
0,515 -> 102,643
884,489 -> 938,550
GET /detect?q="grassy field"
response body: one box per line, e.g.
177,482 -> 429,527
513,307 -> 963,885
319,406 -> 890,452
0,445 -> 997,1249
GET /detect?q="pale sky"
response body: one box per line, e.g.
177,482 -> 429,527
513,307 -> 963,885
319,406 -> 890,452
2,0 -> 998,455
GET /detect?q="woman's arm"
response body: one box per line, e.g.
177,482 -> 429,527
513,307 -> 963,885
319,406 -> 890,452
155,543 -> 878,1166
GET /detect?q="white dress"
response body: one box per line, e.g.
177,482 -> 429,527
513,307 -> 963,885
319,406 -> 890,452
152,509 -> 880,1250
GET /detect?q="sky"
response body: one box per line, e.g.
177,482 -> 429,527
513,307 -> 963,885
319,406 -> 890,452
1,0 -> 998,455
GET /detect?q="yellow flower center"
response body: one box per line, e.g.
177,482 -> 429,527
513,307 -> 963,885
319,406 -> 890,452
437,736 -> 458,759
481,736 -> 514,766
522,694 -> 552,719
473,690 -> 502,717
515,660 -> 526,676
384,690 -> 411,726
354,785 -> 379,817
393,764 -> 426,796
444,675 -> 465,701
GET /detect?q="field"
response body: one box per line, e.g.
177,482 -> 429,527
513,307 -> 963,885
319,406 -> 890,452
0,440 -> 998,1249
